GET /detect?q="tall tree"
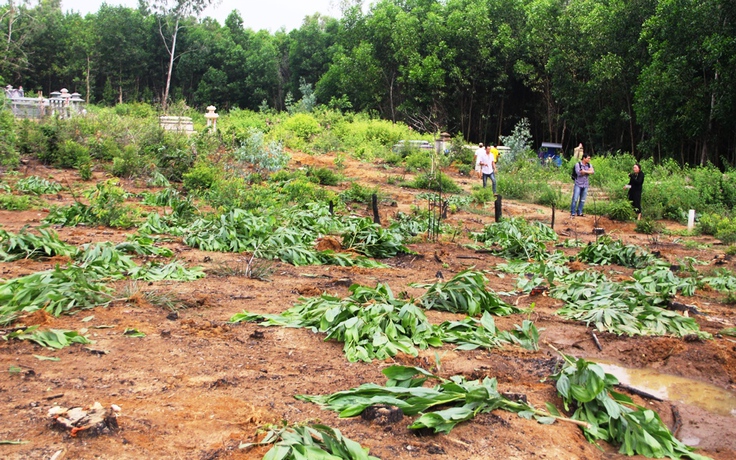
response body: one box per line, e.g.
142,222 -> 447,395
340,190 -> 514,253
151,0 -> 215,112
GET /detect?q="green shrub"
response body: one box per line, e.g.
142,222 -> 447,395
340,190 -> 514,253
282,113 -> 321,143
55,140 -> 91,169
339,182 -> 379,204
112,145 -> 150,179
113,102 -> 156,118
534,185 -> 563,208
404,150 -> 432,172
604,199 -> 636,221
382,151 -> 403,166
235,128 -> 289,174
634,219 -> 662,235
307,167 -> 341,186
183,161 -> 221,192
281,178 -> 335,204
697,213 -> 724,236
311,131 -> 341,154
497,174 -> 533,199
151,133 -> 194,182
715,219 -> 736,244
219,108 -> 269,145
85,179 -> 140,228
0,100 -> 18,167
0,193 -> 31,210
88,136 -> 122,161
471,186 -> 496,204
725,245 -> 736,256
206,179 -> 278,212
407,172 -> 461,193
16,119 -> 47,156
456,163 -> 472,176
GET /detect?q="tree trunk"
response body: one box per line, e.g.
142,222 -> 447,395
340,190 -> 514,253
162,17 -> 180,114
86,55 -> 91,104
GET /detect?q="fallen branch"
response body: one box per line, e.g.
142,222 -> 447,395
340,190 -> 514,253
615,383 -> 663,402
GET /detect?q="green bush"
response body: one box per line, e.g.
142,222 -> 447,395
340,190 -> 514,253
282,113 -> 321,148
339,182 -> 379,204
151,133 -> 194,182
56,140 -> 91,169
16,119 -> 46,156
697,213 -> 724,236
404,150 -> 432,172
533,185 -> 563,208
407,172 -> 461,193
88,136 -> 122,161
235,128 -> 289,174
219,109 -> 269,146
281,178 -> 335,204
0,193 -> 31,210
183,161 -> 221,192
113,102 -> 156,118
206,179 -> 278,212
715,219 -> 736,244
307,167 -> 341,186
85,179 -> 140,228
0,100 -> 18,167
635,218 -> 662,234
112,145 -> 149,179
604,199 -> 636,221
471,186 -> 496,204
497,174 -> 534,199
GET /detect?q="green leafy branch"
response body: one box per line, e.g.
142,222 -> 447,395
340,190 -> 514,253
239,423 -> 379,460
297,365 -> 586,434
551,349 -> 711,460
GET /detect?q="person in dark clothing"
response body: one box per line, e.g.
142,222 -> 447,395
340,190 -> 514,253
624,164 -> 644,220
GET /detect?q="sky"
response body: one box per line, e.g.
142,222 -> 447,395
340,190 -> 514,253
60,0 -> 341,33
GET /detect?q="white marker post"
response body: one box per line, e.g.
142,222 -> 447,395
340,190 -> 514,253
687,210 -> 696,231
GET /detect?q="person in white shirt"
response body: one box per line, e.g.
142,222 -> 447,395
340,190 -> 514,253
474,143 -> 485,178
475,146 -> 496,192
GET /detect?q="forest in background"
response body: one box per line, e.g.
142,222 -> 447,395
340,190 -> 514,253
1,0 -> 735,166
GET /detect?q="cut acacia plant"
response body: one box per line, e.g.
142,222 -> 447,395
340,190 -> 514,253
296,365 -> 586,434
550,347 -> 711,460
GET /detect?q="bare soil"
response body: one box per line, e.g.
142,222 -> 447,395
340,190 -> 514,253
1,152 -> 735,460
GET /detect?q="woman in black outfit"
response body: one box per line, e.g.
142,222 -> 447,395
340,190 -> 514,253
624,164 -> 644,220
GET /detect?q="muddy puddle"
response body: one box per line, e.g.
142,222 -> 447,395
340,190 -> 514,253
595,360 -> 736,450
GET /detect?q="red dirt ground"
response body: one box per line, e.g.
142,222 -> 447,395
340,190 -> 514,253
0,152 -> 735,460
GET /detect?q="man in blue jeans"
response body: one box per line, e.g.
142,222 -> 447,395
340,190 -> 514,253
571,153 -> 594,217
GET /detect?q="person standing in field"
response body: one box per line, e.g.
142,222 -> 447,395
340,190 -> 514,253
476,146 -> 496,191
571,153 -> 594,217
573,143 -> 584,161
474,143 -> 485,178
624,163 -> 644,220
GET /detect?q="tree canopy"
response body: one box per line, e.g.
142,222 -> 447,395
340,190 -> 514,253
2,0 -> 735,165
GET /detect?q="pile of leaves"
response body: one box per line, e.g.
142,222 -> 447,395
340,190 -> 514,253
551,353 -> 711,459
14,176 -> 62,195
3,326 -> 92,349
231,276 -> 538,362
176,205 -> 405,267
552,277 -> 706,337
576,236 -> 657,268
470,217 -> 557,260
240,424 -> 379,459
413,269 -> 516,316
0,266 -> 112,325
0,227 -> 77,261
230,283 -> 443,362
440,313 -> 540,351
297,365 -> 564,434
